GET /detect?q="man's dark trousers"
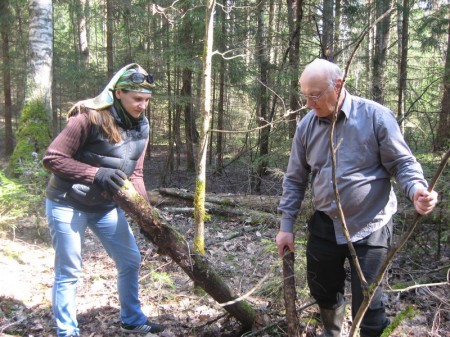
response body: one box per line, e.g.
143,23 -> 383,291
306,211 -> 391,337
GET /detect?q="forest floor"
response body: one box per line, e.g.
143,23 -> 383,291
0,145 -> 449,337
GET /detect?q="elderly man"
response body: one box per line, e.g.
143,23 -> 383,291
276,59 -> 438,337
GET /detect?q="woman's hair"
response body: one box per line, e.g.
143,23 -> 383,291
67,103 -> 122,143
88,109 -> 122,143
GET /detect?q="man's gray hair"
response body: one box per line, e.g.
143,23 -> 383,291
304,59 -> 344,84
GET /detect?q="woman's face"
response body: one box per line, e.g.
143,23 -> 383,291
115,90 -> 152,118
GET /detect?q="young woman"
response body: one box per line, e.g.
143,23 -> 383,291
44,64 -> 165,336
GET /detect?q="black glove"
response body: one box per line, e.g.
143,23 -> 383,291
94,168 -> 127,193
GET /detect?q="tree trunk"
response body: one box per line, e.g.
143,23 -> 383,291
106,0 -> 114,78
113,181 -> 257,330
216,4 -> 227,174
174,66 -> 182,169
182,67 -> 196,172
372,0 -> 392,104
121,0 -> 133,63
434,16 -> 450,151
366,0 -> 373,98
321,0 -> 334,60
162,21 -> 174,185
287,0 -> 303,138
77,0 -> 89,66
194,0 -> 216,255
27,0 -> 53,112
254,0 -> 270,193
333,0 -> 341,63
0,0 -> 14,156
397,0 -> 409,134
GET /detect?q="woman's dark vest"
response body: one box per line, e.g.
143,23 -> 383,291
46,109 -> 149,212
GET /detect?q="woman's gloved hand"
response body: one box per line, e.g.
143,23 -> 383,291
94,168 -> 127,193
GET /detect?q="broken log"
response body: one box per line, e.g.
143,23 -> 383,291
156,187 -> 281,213
161,202 -> 279,226
283,248 -> 300,337
151,188 -> 314,223
113,180 -> 257,330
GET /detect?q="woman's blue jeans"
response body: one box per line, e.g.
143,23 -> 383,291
46,199 -> 147,337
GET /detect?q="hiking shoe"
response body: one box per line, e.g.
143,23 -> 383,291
120,320 -> 165,334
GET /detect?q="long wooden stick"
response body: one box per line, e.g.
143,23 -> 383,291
349,149 -> 449,335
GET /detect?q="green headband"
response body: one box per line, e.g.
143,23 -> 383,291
114,67 -> 154,94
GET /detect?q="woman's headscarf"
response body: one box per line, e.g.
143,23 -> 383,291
75,63 -> 154,112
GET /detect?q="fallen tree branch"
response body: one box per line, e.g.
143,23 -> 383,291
157,187 -> 281,213
0,317 -> 26,334
113,182 -> 258,330
161,202 -> 279,226
206,225 -> 262,246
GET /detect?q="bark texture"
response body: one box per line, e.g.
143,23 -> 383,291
283,249 -> 300,337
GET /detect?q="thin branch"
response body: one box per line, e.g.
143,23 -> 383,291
208,116 -> 283,134
241,301 -> 317,337
386,281 -> 449,293
211,49 -> 246,60
351,149 -> 449,335
208,77 -> 308,135
218,274 -> 269,307
399,77 -> 442,124
194,313 -> 228,329
330,7 -> 397,305
324,6 -> 406,337
0,317 -> 26,334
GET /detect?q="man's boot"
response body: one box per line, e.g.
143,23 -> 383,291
318,304 -> 345,337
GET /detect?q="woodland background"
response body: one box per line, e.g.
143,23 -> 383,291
0,0 -> 449,336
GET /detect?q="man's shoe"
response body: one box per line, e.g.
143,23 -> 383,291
120,320 -> 165,334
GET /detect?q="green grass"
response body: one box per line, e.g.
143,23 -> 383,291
0,171 -> 32,228
0,164 -> 48,231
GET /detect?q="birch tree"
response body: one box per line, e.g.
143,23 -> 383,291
27,0 -> 53,111
9,0 -> 53,171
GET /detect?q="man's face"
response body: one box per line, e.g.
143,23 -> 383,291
115,90 -> 152,118
299,74 -> 341,119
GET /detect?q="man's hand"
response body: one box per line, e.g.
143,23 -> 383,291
94,168 -> 127,193
276,231 -> 295,257
413,188 -> 438,215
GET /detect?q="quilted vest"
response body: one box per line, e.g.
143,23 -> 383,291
46,108 -> 149,211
